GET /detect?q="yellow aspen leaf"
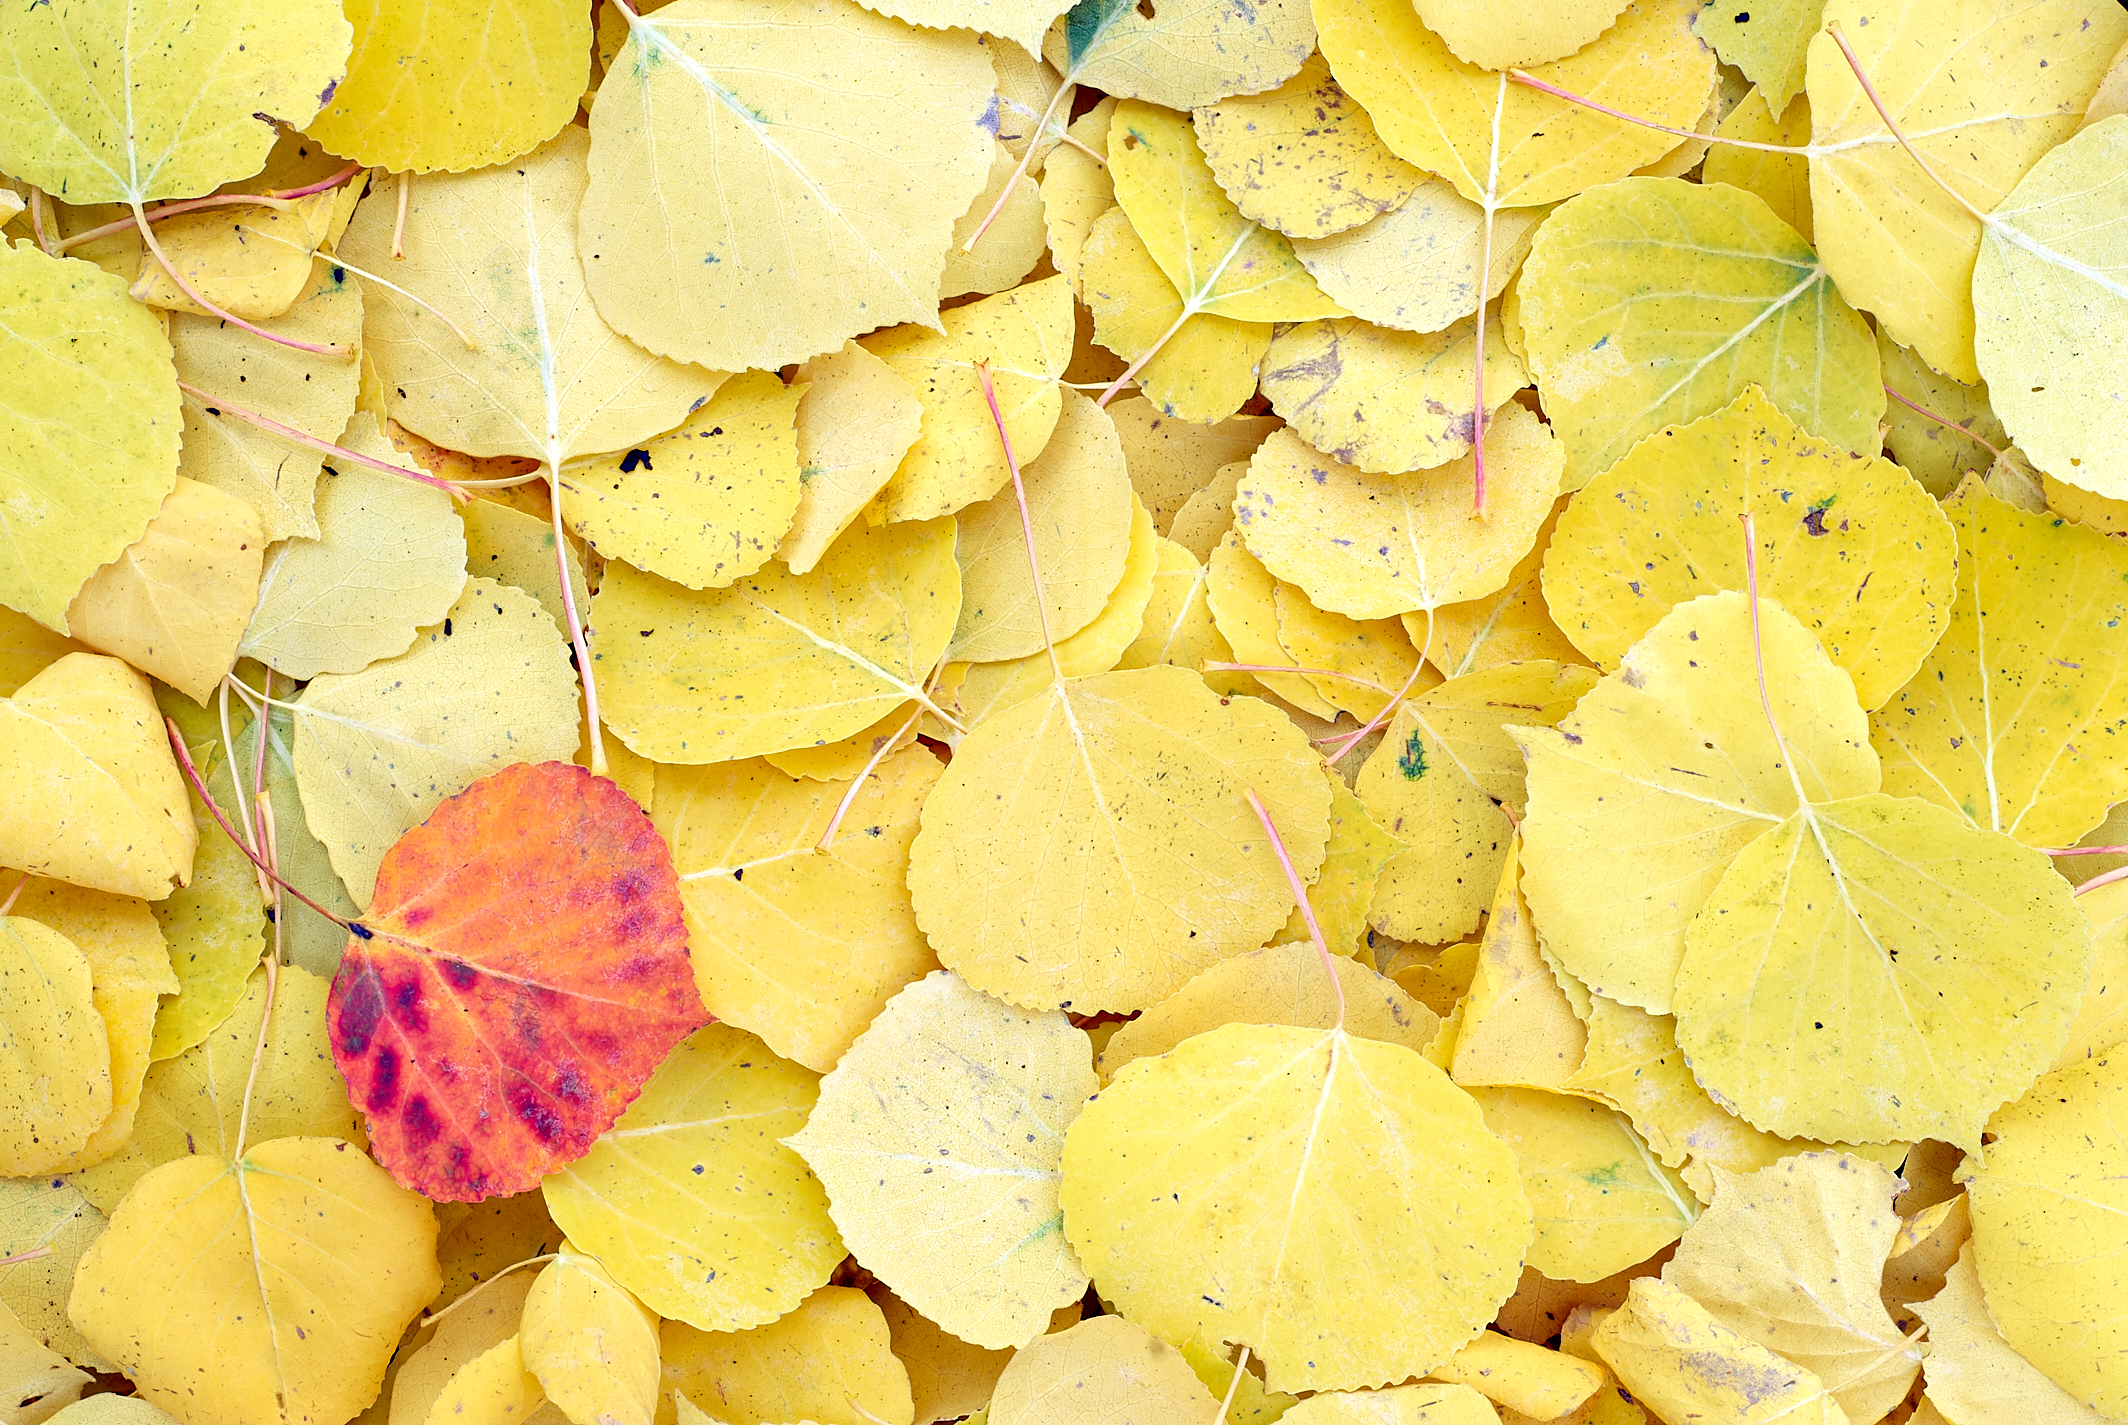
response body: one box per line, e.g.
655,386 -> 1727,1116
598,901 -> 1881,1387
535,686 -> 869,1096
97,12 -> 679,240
1169,462 -> 1245,564
659,1285 -> 913,1425
1116,537 -> 1246,693
292,578 -> 581,902
1258,313 -> 1527,476
0,1300 -> 89,1425
0,0 -> 350,203
1467,1088 -> 1694,1286
338,127 -> 720,465
143,776 -> 264,1060
76,966 -> 358,1213
0,610 -> 87,700
1424,499 -> 1583,680
0,1178 -> 110,1370
65,477 -> 265,706
874,1288 -> 1012,1425
1040,99 -> 1118,294
2054,877 -> 2128,1072
240,413 -> 469,679
1518,177 -> 1881,491
952,491 -> 1160,726
1272,588 -> 1429,722
1107,395 -> 1278,535
1235,406 -> 1563,620
581,0 -> 993,373
563,372 -> 805,592
45,1401 -> 183,1425
759,701 -> 920,781
986,37 -> 1066,162
305,0 -> 588,173
778,344 -> 924,576
1081,204 -> 1272,424
1272,776 -> 1409,953
942,141 -> 1052,300
69,1137 -> 441,1425
1538,385 -> 1956,710
1316,0 -> 1713,209
521,1248 -> 661,1425
1277,1382 -> 1500,1424
127,195 -> 333,322
1592,1278 -> 1846,1425
1290,183 -> 1543,336
0,917 -> 110,1177
10,880 -> 175,1174
0,654 -> 196,901
595,517 -> 960,765
1696,0 -> 1818,111
1039,0 -> 1314,111
2086,35 -> 2128,129
951,388 -> 1135,662
1194,54 -> 1425,241
1961,1053 -> 2128,1417
1206,533 -> 1338,716
1097,941 -> 1440,1082
1705,89 -> 1814,246
1664,1153 -> 1918,1423
1429,1332 -> 1607,1419
390,1273 -> 538,1425
0,244 -> 181,634
867,276 -> 1074,523
169,262 -> 363,543
1383,936 -> 1486,1022
786,971 -> 1093,1348
1877,332 -> 2004,498
1913,1244 -> 2112,1425
1871,484 -> 2128,849
987,1315 -> 1218,1425
430,1191 -> 564,1314
1063,1021 -> 1532,1391
461,500 -> 592,646
908,664 -> 1332,1012
1970,115 -> 2128,500
542,1024 -> 842,1333
1805,0 -> 2127,386
1359,661 -> 1596,944
657,748 -> 940,1071
1451,842 -> 1590,1094
1517,593 -> 1878,1013
1416,0 -> 1631,71
423,1336 -> 551,1425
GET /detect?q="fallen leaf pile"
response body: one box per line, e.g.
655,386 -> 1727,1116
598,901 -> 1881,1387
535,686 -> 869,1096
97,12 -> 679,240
2,0 -> 2127,1419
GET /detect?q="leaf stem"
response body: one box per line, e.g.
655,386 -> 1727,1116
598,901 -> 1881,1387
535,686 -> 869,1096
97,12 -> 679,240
2044,845 -> 2128,856
26,186 -> 56,255
1244,788 -> 1343,1028
268,162 -> 364,201
1739,513 -> 1810,810
1211,1344 -> 1252,1425
1505,69 -> 1804,154
964,82 -> 1074,252
392,171 -> 411,260
977,361 -> 1063,684
0,1246 -> 52,1268
2077,864 -> 2128,897
1096,300 -> 1191,408
1823,21 -> 1991,225
129,202 -> 351,357
177,382 -> 469,501
549,464 -> 608,778
60,191 -> 307,253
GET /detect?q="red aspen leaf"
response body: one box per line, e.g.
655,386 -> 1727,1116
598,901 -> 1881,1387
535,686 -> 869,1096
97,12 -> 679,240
328,759 -> 707,1202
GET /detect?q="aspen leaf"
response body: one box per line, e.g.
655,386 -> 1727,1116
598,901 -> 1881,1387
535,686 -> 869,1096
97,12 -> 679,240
293,578 -> 580,903
1272,587 -> 1428,722
1517,177 -> 1882,490
563,372 -> 805,592
0,243 -> 181,634
0,917 -> 110,1177
1450,843 -> 1589,1094
338,127 -> 720,466
1871,484 -> 2128,849
423,1336 -> 550,1425
330,760 -> 708,1201
1877,333 -> 2004,498
145,778 -> 265,1060
0,610 -> 88,700
1425,499 -> 1583,679
389,1273 -> 537,1425
1116,537 -> 1242,691
1697,0 -> 1818,111
0,1300 -> 88,1425
1271,776 -> 1408,952
242,414 -> 470,679
1913,1245 -> 2113,1425
907,664 -> 1332,1013
1206,533 -> 1338,717
44,1403 -> 181,1425
1107,395 -> 1278,535
0,654 -> 196,901
1278,1382 -> 1500,1424
1040,0 -> 1315,111
778,344 -> 924,576
1194,53 -> 1424,241
1041,99 -> 1119,294
2055,877 -> 2128,1073
1539,386 -> 1956,710
1591,1277 -> 1846,1425
658,1285 -> 913,1425
74,966 -> 359,1214
1961,1053 -> 2128,1418
1705,88 -> 1815,245
580,0 -> 994,373
304,0 -> 589,172
657,747 -> 940,1072
1315,0 -> 1714,208
941,141 -> 1052,300
1096,941 -> 1440,1081
0,1177 -> 110,1371
1971,115 -> 2128,501
0,0 -> 350,203
873,1288 -> 1012,1425
1062,1021 -> 1532,1391
127,196 -> 332,322
1234,407 -> 1563,620
986,1315 -> 1218,1425
1663,1153 -> 1918,1424
459,501 -> 591,655
520,1248 -> 660,1425
1516,593 -> 1878,1013
1289,182 -> 1542,336
786,971 -> 1094,1349
1805,0 -> 2127,386
542,1023 -> 842,1333
68,1137 -> 442,1425
594,517 -> 960,765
